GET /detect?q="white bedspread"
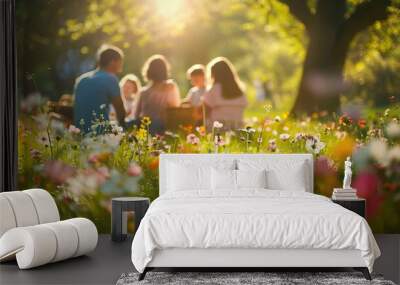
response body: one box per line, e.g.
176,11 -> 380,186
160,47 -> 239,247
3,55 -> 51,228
131,190 -> 380,273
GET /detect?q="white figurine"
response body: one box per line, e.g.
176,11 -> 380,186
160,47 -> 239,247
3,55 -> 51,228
343,157 -> 352,189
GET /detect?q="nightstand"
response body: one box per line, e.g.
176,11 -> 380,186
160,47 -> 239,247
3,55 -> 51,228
332,198 -> 366,218
111,197 -> 150,242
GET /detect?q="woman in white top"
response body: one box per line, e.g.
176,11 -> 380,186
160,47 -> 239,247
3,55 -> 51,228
134,55 -> 180,133
203,57 -> 247,130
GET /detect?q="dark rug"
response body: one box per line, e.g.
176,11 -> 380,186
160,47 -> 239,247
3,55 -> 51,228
116,271 -> 395,285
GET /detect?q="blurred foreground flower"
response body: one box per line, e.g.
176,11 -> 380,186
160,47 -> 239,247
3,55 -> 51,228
68,125 -> 81,134
294,132 -> 305,142
387,146 -> 400,165
196,126 -> 206,136
305,136 -> 325,154
29,147 -> 40,158
214,134 -> 225,153
213,121 -> 223,129
353,171 -> 382,218
110,123 -> 123,135
66,170 -> 101,198
164,131 -> 179,139
88,152 -> 112,165
148,157 -> 159,170
244,126 -> 256,133
314,156 -> 338,196
264,104 -> 272,112
180,125 -> 193,134
268,139 -> 277,152
315,156 -> 337,176
96,166 -> 111,183
338,114 -> 353,127
43,160 -> 75,185
127,163 -> 142,177
279,133 -> 290,141
101,133 -> 124,148
369,139 -> 388,164
141,116 -> 151,126
386,121 -> 400,138
357,119 -> 367,129
214,134 -> 225,146
331,137 -> 355,163
186,133 -> 200,145
20,93 -> 46,113
100,168 -> 141,194
136,128 -> 147,142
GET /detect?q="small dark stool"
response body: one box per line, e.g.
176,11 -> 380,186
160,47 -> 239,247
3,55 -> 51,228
111,197 -> 150,242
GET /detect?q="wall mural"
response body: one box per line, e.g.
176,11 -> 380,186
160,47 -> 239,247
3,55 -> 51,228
17,0 -> 400,233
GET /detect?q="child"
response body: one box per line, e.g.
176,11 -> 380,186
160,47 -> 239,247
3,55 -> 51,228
109,74 -> 141,122
183,64 -> 206,107
203,57 -> 247,130
119,74 -> 141,120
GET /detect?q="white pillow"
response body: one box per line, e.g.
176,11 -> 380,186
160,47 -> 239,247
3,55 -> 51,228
266,164 -> 306,191
212,168 -> 236,190
236,169 -> 267,189
167,162 -> 212,191
237,159 -> 308,191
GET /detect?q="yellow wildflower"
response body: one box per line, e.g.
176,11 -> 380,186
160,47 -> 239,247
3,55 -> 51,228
136,128 -> 147,141
141,117 -> 151,126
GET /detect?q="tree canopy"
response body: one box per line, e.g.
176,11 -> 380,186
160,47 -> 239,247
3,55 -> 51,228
17,0 -> 400,112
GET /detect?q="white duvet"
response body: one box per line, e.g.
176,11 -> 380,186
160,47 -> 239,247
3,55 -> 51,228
131,190 -> 380,273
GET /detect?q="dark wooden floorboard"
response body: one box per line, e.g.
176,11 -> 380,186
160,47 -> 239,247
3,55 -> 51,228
373,234 -> 400,284
0,234 -> 399,285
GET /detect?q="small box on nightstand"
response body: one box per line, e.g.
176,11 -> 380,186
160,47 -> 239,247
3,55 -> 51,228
332,198 -> 366,218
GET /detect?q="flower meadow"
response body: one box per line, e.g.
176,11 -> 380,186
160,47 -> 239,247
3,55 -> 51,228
18,95 -> 400,233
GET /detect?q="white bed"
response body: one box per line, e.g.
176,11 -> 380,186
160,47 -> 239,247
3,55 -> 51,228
131,154 -> 380,280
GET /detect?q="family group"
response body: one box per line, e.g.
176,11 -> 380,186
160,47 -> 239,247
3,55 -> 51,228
73,44 -> 248,134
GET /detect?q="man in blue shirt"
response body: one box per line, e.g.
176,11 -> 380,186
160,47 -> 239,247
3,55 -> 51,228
74,45 -> 126,133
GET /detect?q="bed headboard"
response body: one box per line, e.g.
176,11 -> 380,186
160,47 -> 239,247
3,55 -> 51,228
159,153 -> 314,195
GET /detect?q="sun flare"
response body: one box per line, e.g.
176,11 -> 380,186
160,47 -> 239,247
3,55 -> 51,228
154,0 -> 185,18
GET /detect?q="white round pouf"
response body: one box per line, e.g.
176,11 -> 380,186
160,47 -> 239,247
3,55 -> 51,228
42,221 -> 79,262
1,191 -> 39,227
65,218 -> 98,257
0,196 -> 17,237
0,226 -> 57,269
0,189 -> 98,269
24,188 -> 60,223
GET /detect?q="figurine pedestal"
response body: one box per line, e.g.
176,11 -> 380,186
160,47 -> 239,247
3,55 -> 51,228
334,188 -> 356,192
332,188 -> 358,200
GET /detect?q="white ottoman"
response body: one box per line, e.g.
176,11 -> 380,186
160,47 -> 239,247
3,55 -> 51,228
0,189 -> 98,269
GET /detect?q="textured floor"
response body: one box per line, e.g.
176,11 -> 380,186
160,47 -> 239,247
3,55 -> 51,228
0,234 -> 399,285
117,271 -> 395,285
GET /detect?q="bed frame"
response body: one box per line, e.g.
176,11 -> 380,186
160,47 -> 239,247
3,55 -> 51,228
140,248 -> 370,280
139,154 -> 371,281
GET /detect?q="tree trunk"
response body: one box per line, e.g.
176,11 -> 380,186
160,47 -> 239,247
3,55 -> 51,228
291,0 -> 348,116
291,37 -> 348,116
286,0 -> 391,116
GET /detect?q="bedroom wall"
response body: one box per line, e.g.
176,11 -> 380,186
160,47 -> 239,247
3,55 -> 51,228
15,0 -> 400,233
